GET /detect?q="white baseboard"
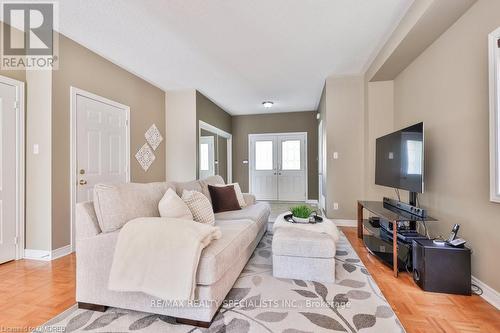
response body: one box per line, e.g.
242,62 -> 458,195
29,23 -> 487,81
24,245 -> 72,261
332,219 -> 357,227
51,245 -> 72,260
472,275 -> 500,310
24,249 -> 51,261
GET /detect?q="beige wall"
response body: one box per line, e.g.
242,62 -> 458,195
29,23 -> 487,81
231,111 -> 318,199
324,76 -> 365,218
196,91 -> 232,133
195,91 -> 232,180
165,89 -> 197,181
51,34 -> 166,249
26,70 -> 52,251
390,0 -> 500,290
364,81 -> 395,201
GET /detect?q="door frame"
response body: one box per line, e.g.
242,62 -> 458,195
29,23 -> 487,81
0,75 -> 25,260
70,87 -> 131,251
248,132 -> 308,201
198,120 -> 232,182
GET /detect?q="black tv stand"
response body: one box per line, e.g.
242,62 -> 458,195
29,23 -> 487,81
357,201 -> 437,277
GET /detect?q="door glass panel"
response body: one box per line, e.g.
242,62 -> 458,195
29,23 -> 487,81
282,140 -> 301,170
200,143 -> 209,171
255,141 -> 273,170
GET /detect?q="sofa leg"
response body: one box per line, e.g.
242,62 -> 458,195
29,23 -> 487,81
175,317 -> 211,328
175,307 -> 220,328
78,302 -> 108,312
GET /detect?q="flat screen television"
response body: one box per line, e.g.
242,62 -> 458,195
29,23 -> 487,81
375,122 -> 424,193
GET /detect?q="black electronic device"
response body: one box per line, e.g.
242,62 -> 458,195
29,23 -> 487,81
383,197 -> 427,218
369,216 -> 380,227
375,122 -> 424,195
380,219 -> 416,233
412,239 -> 471,295
447,224 -> 460,242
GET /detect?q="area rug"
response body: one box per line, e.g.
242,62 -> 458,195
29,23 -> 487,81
34,232 -> 405,333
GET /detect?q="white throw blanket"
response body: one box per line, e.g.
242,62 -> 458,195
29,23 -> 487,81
273,212 -> 340,242
108,217 -> 221,301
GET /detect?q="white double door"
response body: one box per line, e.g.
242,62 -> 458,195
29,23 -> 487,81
249,133 -> 307,201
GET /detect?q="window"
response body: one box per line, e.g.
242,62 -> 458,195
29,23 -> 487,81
282,140 -> 301,170
406,140 -> 422,175
489,28 -> 500,202
200,143 -> 209,171
255,141 -> 273,170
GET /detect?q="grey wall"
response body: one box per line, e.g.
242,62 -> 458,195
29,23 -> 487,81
231,111 -> 318,200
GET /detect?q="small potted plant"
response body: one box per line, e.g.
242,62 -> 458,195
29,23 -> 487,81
290,205 -> 314,223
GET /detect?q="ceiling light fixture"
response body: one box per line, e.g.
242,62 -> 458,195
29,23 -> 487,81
262,101 -> 274,108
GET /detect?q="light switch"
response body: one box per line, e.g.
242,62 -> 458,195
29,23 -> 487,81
333,202 -> 339,210
33,144 -> 39,155
333,152 -> 339,160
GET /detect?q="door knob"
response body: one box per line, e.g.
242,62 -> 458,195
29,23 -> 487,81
79,179 -> 87,185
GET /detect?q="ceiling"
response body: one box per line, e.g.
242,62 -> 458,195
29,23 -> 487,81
58,0 -> 413,115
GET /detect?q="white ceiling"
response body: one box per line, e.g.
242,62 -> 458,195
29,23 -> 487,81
58,0 -> 413,115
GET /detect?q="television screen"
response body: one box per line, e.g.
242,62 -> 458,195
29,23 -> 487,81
375,122 -> 424,193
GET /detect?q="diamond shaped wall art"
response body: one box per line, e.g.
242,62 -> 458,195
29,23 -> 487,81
145,124 -> 163,150
135,143 -> 156,171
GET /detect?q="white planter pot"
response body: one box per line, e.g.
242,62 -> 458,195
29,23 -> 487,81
292,215 -> 310,224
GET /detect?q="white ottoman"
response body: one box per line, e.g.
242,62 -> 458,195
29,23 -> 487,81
272,227 -> 336,283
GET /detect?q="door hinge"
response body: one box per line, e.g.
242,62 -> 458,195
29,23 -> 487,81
126,119 -> 129,126
14,100 -> 20,110
14,236 -> 19,245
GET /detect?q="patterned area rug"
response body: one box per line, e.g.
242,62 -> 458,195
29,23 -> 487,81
35,232 -> 405,333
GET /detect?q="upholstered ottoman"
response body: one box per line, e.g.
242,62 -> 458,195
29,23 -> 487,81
272,215 -> 337,283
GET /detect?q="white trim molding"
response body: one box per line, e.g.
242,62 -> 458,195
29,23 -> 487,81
488,27 -> 500,203
70,87 -> 131,252
0,75 -> 25,260
24,245 -> 73,261
472,275 -> 500,310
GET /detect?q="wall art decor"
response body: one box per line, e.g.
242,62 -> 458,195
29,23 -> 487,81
135,143 -> 156,171
145,124 -> 163,150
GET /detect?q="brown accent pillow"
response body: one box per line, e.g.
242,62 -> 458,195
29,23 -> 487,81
208,185 -> 242,213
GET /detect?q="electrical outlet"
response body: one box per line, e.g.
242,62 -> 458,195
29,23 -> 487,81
333,202 -> 339,210
333,152 -> 339,160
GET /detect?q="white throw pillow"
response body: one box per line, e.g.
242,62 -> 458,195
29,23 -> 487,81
214,183 -> 246,207
182,190 -> 215,225
158,188 -> 193,220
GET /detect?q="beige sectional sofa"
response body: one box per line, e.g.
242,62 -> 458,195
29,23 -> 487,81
75,175 -> 270,326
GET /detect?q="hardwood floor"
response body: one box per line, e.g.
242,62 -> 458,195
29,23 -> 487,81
342,227 -> 500,333
0,254 -> 76,330
0,231 -> 498,332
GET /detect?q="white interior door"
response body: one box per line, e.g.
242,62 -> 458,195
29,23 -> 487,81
199,136 -> 215,179
250,135 -> 278,200
278,134 -> 307,201
76,93 -> 129,203
0,82 -> 18,264
250,133 -> 307,201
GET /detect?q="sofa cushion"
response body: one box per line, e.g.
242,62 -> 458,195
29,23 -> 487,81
215,201 -> 270,227
174,175 -> 225,203
213,183 -> 246,207
93,182 -> 174,233
158,188 -> 193,220
182,190 -> 215,225
197,219 -> 257,285
208,185 -> 241,213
